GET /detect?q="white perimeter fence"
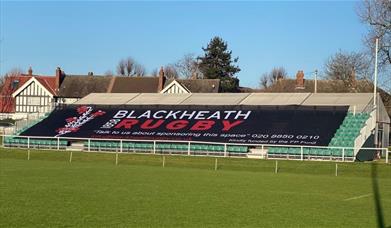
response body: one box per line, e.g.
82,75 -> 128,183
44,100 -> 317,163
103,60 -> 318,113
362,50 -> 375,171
1,135 -> 389,164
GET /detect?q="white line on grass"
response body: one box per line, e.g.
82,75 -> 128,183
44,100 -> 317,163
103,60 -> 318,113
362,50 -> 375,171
343,193 -> 372,201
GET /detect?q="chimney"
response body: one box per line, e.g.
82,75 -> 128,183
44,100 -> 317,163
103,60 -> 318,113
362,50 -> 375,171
158,66 -> 166,92
55,67 -> 64,91
28,66 -> 33,76
295,70 -> 305,89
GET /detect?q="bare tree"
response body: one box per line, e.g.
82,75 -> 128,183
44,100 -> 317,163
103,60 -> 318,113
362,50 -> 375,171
117,59 -> 126,76
324,50 -> 370,81
151,68 -> 159,77
270,67 -> 287,83
164,65 -> 179,79
125,57 -> 134,76
259,67 -> 287,89
358,0 -> 391,67
175,53 -> 202,78
259,73 -> 269,89
134,63 -> 145,77
116,57 -> 146,77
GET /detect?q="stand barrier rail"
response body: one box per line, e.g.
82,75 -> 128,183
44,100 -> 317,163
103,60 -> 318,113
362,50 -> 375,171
1,134 -> 389,164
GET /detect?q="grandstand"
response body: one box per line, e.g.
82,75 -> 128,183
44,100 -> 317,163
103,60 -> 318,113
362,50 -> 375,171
3,92 -> 390,162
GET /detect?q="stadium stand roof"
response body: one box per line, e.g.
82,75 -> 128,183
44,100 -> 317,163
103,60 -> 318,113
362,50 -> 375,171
75,92 -> 378,110
301,93 -> 373,112
126,93 -> 191,105
241,93 -> 311,105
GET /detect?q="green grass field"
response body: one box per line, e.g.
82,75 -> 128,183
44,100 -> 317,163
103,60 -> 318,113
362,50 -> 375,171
1,148 -> 390,227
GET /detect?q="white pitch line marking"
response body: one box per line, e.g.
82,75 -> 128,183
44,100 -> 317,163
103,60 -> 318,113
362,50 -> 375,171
343,193 -> 372,201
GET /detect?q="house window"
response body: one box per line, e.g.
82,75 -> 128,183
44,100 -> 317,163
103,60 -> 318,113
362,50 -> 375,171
11,80 -> 19,89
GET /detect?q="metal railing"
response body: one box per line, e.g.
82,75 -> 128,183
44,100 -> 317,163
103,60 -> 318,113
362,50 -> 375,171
1,134 -> 389,163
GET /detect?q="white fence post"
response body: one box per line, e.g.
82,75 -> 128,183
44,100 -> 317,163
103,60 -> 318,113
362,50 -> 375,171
120,140 -> 123,153
88,139 -> 91,152
385,148 -> 389,164
187,142 -> 191,156
224,144 -> 227,157
342,148 -> 345,162
300,146 -> 303,161
27,137 -> 30,149
153,141 -> 156,154
57,137 -> 60,150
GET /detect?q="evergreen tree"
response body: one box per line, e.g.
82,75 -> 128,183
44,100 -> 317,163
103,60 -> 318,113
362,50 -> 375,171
198,37 -> 241,92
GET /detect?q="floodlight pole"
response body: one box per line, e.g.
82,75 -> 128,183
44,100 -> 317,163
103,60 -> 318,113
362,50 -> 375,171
373,38 -> 378,108
373,38 -> 379,149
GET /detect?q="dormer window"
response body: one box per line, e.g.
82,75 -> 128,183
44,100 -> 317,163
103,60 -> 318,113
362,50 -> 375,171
11,80 -> 19,89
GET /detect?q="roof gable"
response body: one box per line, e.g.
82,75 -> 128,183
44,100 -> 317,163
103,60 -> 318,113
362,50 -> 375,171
163,79 -> 220,93
160,80 -> 190,94
11,77 -> 55,97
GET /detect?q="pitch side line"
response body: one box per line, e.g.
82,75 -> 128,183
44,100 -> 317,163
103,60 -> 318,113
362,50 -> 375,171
343,193 -> 372,201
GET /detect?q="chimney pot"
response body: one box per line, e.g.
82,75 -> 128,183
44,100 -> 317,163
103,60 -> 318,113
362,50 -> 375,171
295,70 -> 305,89
158,66 -> 166,92
55,67 -> 64,92
28,66 -> 33,76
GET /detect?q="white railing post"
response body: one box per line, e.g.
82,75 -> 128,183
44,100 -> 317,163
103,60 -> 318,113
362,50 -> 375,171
224,144 -> 227,157
385,148 -> 389,164
88,139 -> 91,152
57,137 -> 60,150
187,141 -> 190,156
342,148 -> 345,162
153,141 -> 156,154
120,140 -> 123,153
27,137 -> 30,149
300,146 -> 303,161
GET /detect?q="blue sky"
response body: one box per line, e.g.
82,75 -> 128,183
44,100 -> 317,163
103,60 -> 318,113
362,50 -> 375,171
0,1 -> 368,88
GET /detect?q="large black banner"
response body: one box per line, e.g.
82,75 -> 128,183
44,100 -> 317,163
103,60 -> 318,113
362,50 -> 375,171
21,105 -> 348,146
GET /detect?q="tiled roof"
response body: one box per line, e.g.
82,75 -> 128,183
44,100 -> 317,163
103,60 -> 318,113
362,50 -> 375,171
164,79 -> 220,93
58,75 -> 112,98
108,76 -> 160,93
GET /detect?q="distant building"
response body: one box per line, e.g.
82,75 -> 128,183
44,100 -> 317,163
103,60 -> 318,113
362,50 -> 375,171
0,67 -> 223,118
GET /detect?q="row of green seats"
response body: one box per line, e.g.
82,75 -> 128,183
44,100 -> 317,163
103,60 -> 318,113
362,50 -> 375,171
327,111 -> 371,154
4,137 -> 67,147
268,147 -> 354,157
84,141 -> 248,153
